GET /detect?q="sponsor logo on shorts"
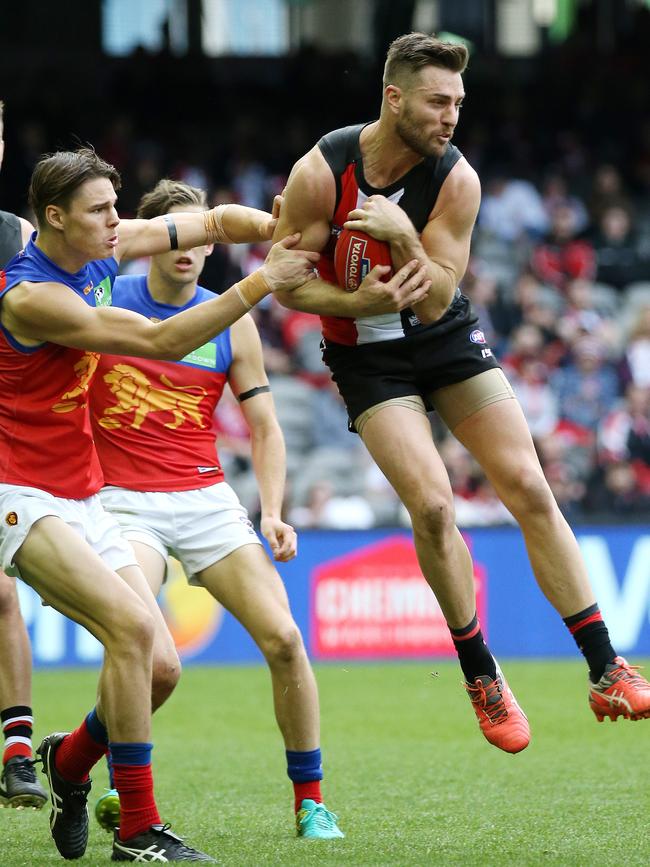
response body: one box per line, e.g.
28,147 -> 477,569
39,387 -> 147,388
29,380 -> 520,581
470,329 -> 486,344
239,515 -> 256,535
5,511 -> 18,526
481,348 -> 493,358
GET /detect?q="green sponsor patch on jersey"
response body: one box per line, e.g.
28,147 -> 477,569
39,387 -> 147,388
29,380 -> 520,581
182,341 -> 217,368
94,277 -> 113,307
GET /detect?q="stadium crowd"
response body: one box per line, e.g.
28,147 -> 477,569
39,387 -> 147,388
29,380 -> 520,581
1,8 -> 650,528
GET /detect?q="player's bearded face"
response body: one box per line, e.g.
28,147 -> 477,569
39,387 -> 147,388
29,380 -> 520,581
393,68 -> 463,159
395,102 -> 447,159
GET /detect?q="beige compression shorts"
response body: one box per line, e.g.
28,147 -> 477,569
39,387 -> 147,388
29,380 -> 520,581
354,368 -> 515,436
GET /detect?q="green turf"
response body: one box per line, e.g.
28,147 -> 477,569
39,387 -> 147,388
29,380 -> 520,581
1,661 -> 648,865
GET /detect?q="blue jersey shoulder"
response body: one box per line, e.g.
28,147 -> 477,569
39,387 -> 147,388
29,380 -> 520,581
112,274 -> 232,372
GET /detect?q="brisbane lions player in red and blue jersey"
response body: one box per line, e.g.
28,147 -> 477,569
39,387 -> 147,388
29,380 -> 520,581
0,147 -> 318,862
273,32 -> 650,756
89,179 -> 343,841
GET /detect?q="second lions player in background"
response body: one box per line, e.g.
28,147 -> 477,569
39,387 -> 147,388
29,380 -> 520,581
90,179 -> 344,841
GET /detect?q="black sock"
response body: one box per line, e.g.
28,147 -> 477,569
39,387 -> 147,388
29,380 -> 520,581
563,604 -> 616,682
449,613 -> 496,683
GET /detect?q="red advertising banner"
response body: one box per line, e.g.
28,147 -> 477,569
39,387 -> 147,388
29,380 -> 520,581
311,535 -> 486,659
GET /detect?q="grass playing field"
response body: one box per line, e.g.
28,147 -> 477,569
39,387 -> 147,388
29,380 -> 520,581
1,660 -> 648,866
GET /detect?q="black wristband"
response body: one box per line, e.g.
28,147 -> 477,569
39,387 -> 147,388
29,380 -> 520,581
238,385 -> 271,402
163,215 -> 179,251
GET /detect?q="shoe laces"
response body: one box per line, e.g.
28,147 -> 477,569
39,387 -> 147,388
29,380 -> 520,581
3,758 -> 38,784
467,677 -> 508,724
606,660 -> 645,686
302,803 -> 340,831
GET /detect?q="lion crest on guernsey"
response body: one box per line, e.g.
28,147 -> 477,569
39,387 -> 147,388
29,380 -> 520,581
98,363 -> 208,430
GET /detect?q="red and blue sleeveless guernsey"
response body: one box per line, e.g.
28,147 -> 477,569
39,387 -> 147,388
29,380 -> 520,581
317,123 -> 462,346
90,275 -> 232,492
0,237 -> 117,498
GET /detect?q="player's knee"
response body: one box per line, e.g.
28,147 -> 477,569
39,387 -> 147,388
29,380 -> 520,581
262,622 -> 305,668
412,494 -> 456,542
105,598 -> 156,656
505,466 -> 555,519
151,649 -> 181,706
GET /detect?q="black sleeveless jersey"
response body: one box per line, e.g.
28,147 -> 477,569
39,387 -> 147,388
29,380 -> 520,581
0,210 -> 22,269
317,123 -> 463,345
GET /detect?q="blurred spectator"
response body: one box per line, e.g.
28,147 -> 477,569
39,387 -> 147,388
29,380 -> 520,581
288,480 -> 375,529
490,272 -> 563,348
551,335 -> 620,433
531,204 -> 596,290
556,278 -> 620,353
585,460 -> 650,517
502,322 -> 561,376
479,173 -> 548,242
620,306 -> 650,389
598,384 -> 650,464
508,358 -> 559,439
540,171 -> 589,235
591,205 -> 648,290
588,164 -> 632,225
311,380 -> 358,451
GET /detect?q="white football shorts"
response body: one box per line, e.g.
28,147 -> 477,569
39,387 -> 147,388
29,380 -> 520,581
0,483 -> 138,578
99,481 -> 261,586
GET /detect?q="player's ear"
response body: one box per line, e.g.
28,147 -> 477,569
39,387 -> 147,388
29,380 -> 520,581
205,243 -> 214,257
385,84 -> 402,115
45,204 -> 65,232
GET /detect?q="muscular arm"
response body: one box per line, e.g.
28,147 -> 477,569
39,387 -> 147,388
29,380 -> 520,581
273,147 -> 429,317
1,237 -> 318,359
228,316 -> 296,560
272,147 -> 356,315
3,279 -> 254,359
344,158 -> 481,323
116,203 -> 277,263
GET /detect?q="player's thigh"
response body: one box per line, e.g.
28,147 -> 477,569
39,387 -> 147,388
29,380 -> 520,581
450,395 -> 546,496
198,544 -> 296,642
15,516 -> 147,644
128,541 -> 167,598
359,403 -> 454,512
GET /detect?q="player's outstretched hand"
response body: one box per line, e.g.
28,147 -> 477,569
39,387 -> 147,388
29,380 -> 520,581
261,233 -> 320,292
356,259 -> 431,315
344,194 -> 414,241
261,517 -> 298,562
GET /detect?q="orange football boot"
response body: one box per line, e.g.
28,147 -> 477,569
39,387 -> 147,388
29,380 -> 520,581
465,664 -> 530,754
589,657 -> 650,721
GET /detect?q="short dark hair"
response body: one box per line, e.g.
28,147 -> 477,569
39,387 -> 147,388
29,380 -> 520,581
28,147 -> 121,227
383,32 -> 468,88
137,179 -> 207,220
